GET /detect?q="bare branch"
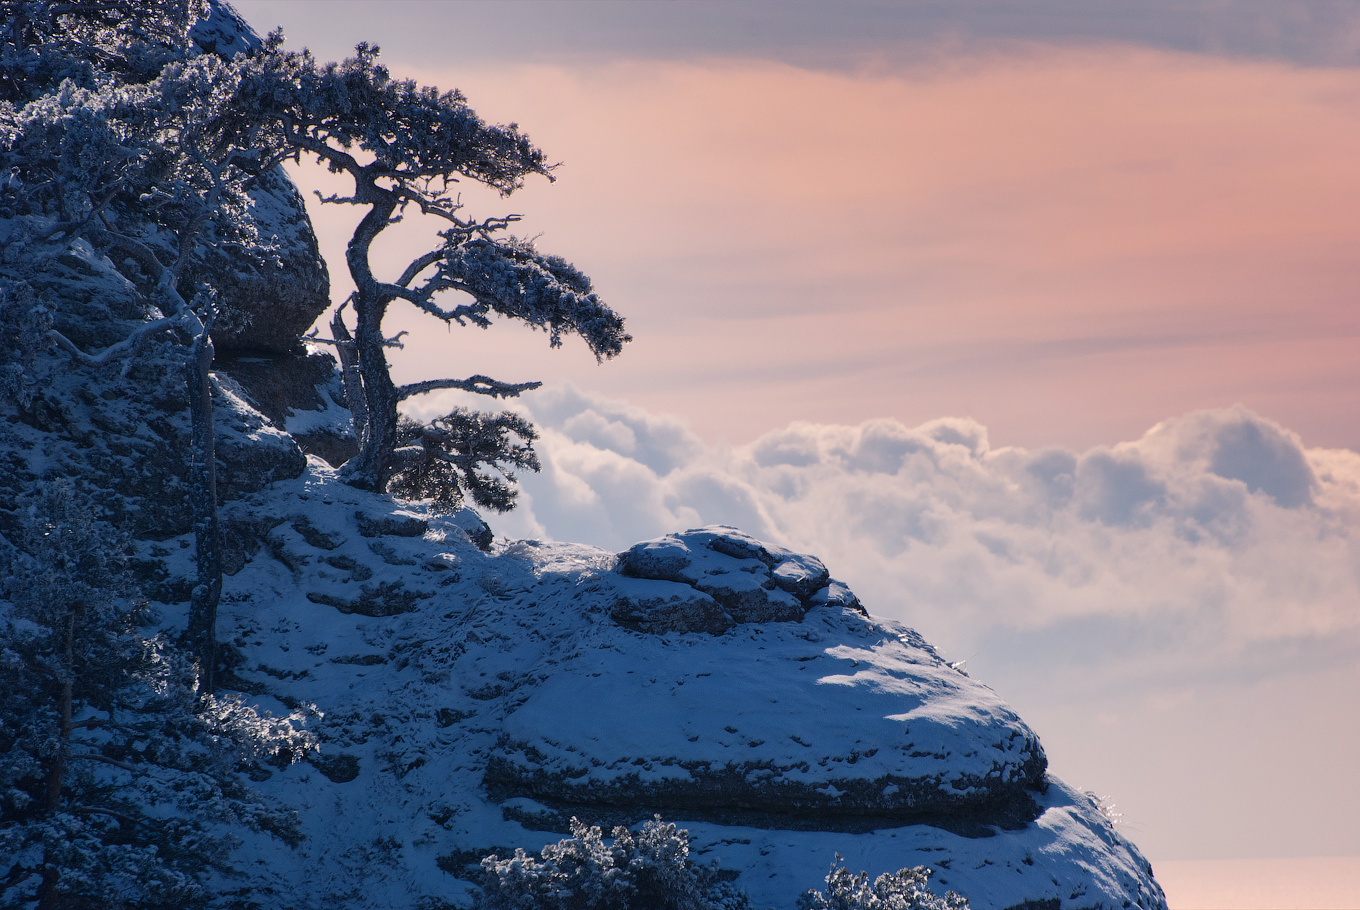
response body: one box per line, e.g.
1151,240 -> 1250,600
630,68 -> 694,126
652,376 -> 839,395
313,190 -> 364,206
384,281 -> 488,326
49,318 -> 178,367
396,375 -> 542,401
67,805 -> 141,825
69,752 -> 142,774
329,305 -> 367,442
395,249 -> 444,289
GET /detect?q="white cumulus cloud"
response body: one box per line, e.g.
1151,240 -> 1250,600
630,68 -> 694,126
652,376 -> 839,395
486,388 -> 1360,691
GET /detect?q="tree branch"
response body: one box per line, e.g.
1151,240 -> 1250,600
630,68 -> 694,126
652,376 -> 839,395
394,249 -> 444,289
396,375 -> 541,401
49,317 -> 178,367
66,805 -> 141,825
69,752 -> 141,774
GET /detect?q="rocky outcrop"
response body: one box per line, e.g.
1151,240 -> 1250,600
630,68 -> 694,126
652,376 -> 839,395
216,350 -> 357,467
487,528 -> 1046,837
194,164 -> 331,356
613,527 -> 862,634
189,2 -> 334,356
199,499 -> 1165,910
0,0 -> 330,543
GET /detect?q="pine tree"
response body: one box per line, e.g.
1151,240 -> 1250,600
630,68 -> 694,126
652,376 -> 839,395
239,39 -> 631,493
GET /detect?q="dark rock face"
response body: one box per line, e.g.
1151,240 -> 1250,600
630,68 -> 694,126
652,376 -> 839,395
484,754 -> 1046,838
354,510 -> 428,539
214,395 -> 309,499
306,582 -> 426,617
190,2 -> 333,356
448,507 -> 494,551
0,345 -> 306,542
217,351 -> 357,467
614,527 -> 863,634
197,166 -> 331,356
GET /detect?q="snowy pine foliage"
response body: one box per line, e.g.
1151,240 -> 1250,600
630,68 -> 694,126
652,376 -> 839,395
475,816 -> 752,910
798,858 -> 969,910
389,408 -> 541,514
235,38 -> 629,492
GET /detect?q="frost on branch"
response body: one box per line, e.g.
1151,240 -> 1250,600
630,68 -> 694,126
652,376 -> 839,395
433,236 -> 629,359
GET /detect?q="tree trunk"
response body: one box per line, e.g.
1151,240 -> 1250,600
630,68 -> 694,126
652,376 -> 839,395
184,331 -> 220,692
330,307 -> 369,446
42,610 -> 74,814
36,609 -> 75,910
347,296 -> 398,490
339,189 -> 399,491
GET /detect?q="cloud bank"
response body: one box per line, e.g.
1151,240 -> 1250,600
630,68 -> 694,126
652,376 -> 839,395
465,388 -> 1360,687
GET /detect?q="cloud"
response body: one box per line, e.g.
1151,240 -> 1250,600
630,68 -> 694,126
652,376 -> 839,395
236,1 -> 1360,71
492,391 -> 1360,690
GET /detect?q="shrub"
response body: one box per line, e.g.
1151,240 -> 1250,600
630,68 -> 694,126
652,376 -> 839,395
474,816 -> 751,910
798,856 -> 969,910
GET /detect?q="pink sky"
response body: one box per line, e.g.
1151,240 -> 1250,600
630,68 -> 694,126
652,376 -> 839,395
288,46 -> 1360,453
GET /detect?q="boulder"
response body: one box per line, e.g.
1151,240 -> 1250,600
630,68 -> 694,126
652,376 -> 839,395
613,526 -> 861,633
487,577 -> 1047,836
216,350 -> 358,467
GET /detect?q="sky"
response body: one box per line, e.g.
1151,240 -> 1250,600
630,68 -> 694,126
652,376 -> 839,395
231,3 -> 1360,907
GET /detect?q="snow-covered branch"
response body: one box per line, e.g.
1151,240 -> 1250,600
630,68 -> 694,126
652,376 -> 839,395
48,317 -> 178,367
396,375 -> 542,401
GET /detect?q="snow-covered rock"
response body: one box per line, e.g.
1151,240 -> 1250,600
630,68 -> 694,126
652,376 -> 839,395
216,348 -> 358,466
190,0 -> 332,355
613,527 -> 845,632
189,472 -> 1165,910
486,527 -> 1045,838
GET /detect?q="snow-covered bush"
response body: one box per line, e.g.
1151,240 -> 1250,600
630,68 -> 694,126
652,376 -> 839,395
475,816 -> 751,910
0,279 -> 52,407
798,857 -> 969,910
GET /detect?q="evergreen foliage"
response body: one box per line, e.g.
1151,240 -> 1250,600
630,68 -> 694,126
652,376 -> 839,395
389,408 -> 540,514
475,816 -> 751,910
238,38 -> 630,493
797,858 -> 969,910
0,481 -> 313,910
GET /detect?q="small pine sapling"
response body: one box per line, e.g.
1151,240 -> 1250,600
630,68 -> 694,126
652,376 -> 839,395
475,816 -> 751,910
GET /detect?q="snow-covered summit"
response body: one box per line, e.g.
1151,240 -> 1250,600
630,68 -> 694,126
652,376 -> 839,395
199,472 -> 1164,909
